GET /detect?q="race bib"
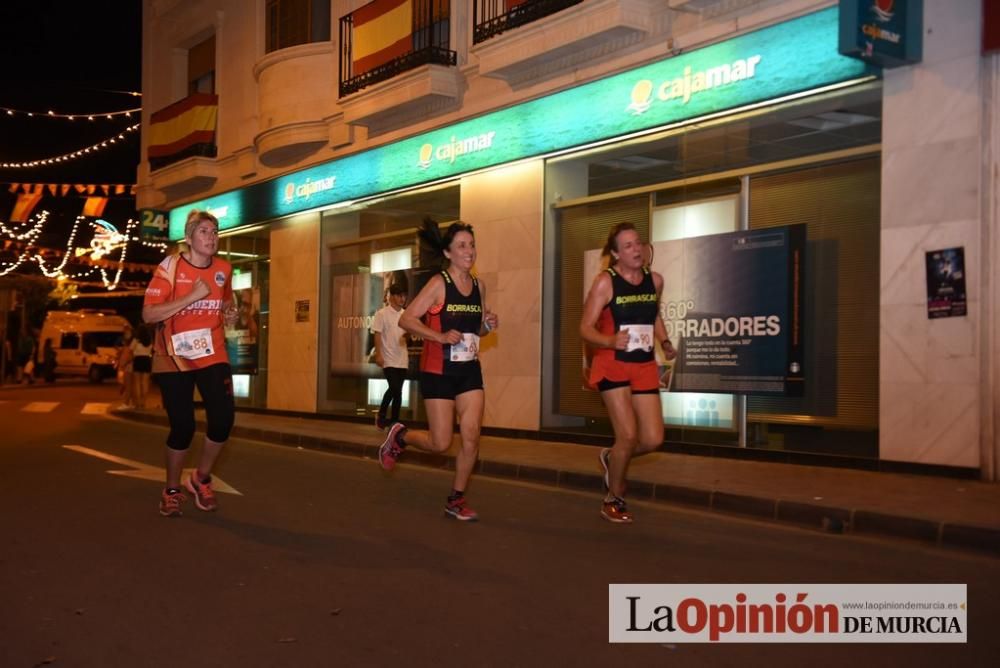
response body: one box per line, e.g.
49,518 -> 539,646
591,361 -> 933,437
450,333 -> 480,362
623,324 -> 654,353
171,328 -> 214,360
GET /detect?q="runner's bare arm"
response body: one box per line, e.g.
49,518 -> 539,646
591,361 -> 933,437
142,278 -> 211,324
399,275 -> 460,344
580,272 -> 626,350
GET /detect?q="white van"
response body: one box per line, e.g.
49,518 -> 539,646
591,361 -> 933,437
40,310 -> 130,383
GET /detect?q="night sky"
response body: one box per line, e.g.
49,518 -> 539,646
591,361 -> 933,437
0,1 -> 148,289
0,1 -> 142,195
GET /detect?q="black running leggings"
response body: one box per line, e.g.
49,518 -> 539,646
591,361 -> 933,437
157,362 -> 235,450
380,367 -> 407,423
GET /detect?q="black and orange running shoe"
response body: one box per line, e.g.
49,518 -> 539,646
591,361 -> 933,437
601,496 -> 633,524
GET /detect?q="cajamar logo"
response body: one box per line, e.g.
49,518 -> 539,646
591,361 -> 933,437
283,176 -> 336,203
626,55 -> 762,115
417,132 -> 497,169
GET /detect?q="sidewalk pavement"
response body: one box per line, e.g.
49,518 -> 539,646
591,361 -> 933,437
114,407 -> 1000,558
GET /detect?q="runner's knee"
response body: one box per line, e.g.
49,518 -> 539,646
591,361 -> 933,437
206,408 -> 234,443
166,421 -> 195,451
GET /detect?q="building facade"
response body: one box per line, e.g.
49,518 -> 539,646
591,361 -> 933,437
137,0 -> 1000,479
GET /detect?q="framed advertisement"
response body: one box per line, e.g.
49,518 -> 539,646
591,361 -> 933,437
925,247 -> 967,319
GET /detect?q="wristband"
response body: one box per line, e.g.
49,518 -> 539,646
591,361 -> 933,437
483,320 -> 493,333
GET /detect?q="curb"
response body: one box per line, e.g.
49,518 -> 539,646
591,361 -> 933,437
116,411 -> 1000,558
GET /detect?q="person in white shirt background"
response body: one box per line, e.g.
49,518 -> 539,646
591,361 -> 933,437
372,283 -> 409,430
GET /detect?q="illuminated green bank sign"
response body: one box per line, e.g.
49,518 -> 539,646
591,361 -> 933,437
168,7 -> 871,239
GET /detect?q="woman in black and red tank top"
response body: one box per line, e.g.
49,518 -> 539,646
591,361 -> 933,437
580,222 -> 676,525
376,221 -> 499,522
420,268 -> 485,376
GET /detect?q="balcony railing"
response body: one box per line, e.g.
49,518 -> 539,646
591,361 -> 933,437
339,0 -> 456,97
473,0 -> 584,44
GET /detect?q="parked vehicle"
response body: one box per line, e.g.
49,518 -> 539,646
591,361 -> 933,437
40,310 -> 130,383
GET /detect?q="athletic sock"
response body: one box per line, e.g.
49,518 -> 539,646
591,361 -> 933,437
447,490 -> 464,504
165,487 -> 182,495
397,427 -> 408,446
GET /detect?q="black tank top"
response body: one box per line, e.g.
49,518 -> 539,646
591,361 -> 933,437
420,270 -> 483,375
599,267 -> 658,363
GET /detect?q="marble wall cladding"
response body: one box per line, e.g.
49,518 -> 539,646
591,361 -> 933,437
879,0 -> 983,467
461,161 -> 544,430
267,215 -> 320,412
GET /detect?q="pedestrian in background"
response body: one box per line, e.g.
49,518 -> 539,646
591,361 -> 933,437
116,326 -> 135,409
16,328 -> 35,384
131,325 -> 153,409
372,283 -> 409,430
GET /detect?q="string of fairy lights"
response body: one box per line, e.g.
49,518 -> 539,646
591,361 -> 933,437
2,106 -> 140,120
0,122 -> 141,169
0,211 -> 166,289
0,92 -> 141,120
0,96 -> 154,288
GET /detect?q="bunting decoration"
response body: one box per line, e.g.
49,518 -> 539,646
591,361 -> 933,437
9,191 -> 43,223
1,182 -> 137,196
353,0 -> 413,76
82,197 -> 109,217
148,93 -> 218,169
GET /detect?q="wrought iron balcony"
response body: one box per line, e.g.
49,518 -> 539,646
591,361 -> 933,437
339,0 -> 457,97
473,0 -> 584,44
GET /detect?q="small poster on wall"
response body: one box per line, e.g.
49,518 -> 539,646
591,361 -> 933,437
925,247 -> 967,319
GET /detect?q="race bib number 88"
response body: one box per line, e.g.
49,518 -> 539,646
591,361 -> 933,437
171,328 -> 213,360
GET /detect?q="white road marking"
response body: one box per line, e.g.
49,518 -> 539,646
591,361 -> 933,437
23,401 -> 59,412
81,402 -> 111,415
61,445 -> 242,495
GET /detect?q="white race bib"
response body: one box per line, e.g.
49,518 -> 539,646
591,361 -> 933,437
622,324 -> 654,353
450,333 -> 480,362
171,328 -> 214,360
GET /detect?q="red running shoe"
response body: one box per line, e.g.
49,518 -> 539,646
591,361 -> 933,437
378,422 -> 405,471
184,472 -> 218,512
159,489 -> 186,517
444,496 -> 478,522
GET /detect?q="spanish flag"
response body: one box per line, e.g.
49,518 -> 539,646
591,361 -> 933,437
9,192 -> 43,223
148,93 -> 218,168
82,197 -> 108,217
353,0 -> 412,76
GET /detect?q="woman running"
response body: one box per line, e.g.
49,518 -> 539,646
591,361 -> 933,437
377,221 -> 498,521
143,210 -> 239,517
580,222 -> 675,523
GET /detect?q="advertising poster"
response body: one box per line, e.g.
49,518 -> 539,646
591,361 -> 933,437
225,286 -> 260,374
925,247 -> 967,319
584,224 -> 805,396
329,269 -> 414,379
